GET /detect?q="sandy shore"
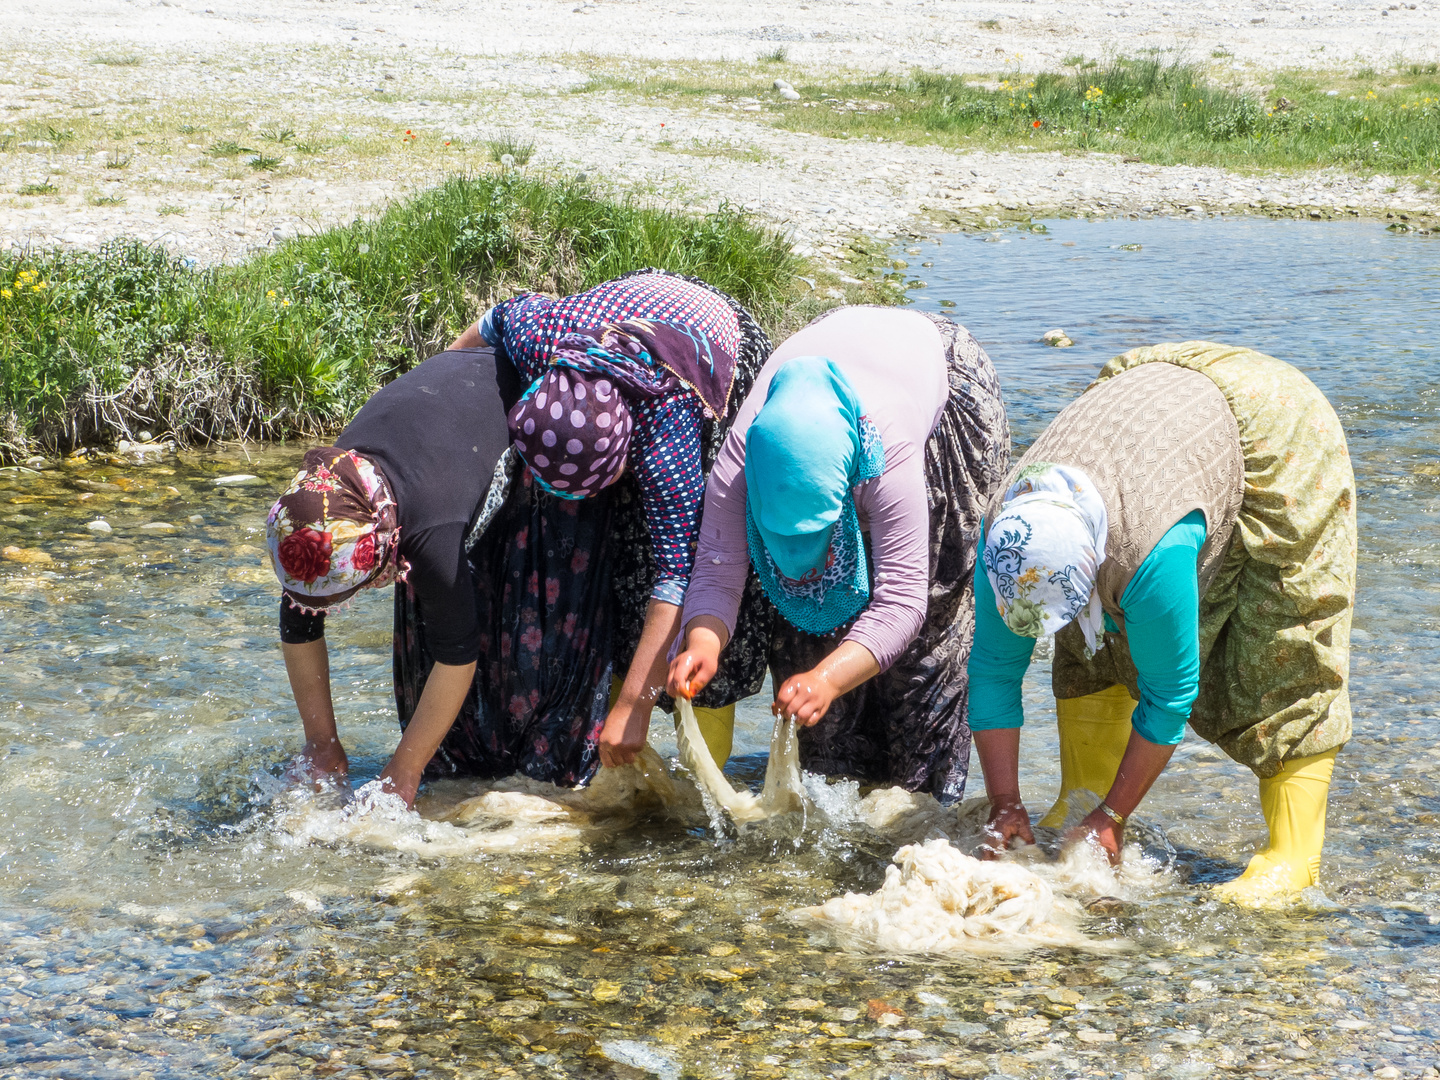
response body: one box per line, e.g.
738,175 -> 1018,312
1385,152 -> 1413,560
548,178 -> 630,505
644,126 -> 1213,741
2,0 -> 1437,265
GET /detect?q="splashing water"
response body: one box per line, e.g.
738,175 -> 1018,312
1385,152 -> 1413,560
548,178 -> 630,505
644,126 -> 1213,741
274,745 -> 694,857
674,697 -> 809,825
792,786 -> 1169,955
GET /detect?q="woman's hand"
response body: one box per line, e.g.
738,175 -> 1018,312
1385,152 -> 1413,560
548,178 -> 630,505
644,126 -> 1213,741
666,620 -> 726,700
773,641 -> 879,727
598,700 -> 651,768
774,669 -> 840,727
298,735 -> 349,782
980,797 -> 1035,859
1063,808 -> 1123,866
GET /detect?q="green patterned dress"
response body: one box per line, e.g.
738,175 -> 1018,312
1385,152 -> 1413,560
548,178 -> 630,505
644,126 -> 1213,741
1052,342 -> 1356,777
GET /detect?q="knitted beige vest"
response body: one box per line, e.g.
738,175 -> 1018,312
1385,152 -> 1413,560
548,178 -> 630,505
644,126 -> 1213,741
990,362 -> 1245,624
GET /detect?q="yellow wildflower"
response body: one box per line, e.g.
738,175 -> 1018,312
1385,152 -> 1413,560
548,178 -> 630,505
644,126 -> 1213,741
266,289 -> 276,299
0,288 -> 11,300
281,298 -> 291,307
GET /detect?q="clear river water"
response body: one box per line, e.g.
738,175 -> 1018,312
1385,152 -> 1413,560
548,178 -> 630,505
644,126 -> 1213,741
1,216 -> 1437,1080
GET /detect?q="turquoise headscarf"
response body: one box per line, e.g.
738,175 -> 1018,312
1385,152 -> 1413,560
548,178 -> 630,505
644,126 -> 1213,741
744,356 -> 885,634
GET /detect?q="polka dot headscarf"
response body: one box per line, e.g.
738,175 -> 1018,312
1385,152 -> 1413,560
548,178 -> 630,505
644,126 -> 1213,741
507,366 -> 634,499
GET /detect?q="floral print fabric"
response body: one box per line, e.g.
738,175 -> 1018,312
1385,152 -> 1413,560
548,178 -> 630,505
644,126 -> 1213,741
1051,342 -> 1356,778
983,463 -> 1109,652
769,311 -> 1011,804
266,447 -> 403,613
393,470 -> 613,786
392,270 -> 775,785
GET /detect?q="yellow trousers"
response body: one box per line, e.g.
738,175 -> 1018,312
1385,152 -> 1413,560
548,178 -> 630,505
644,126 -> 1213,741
609,678 -> 735,766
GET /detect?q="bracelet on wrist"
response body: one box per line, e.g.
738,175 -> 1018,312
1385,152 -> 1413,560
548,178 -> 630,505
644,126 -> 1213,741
1097,800 -> 1126,826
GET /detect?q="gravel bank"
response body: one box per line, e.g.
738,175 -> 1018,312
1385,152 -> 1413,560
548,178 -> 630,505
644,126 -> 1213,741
3,0 -> 1437,266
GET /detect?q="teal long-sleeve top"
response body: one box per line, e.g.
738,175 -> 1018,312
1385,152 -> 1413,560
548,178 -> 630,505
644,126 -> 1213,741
967,510 -> 1206,746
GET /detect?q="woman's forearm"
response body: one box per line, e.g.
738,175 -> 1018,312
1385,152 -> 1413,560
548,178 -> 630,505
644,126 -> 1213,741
813,640 -> 880,698
385,660 -> 477,781
1102,730 -> 1177,818
617,600 -> 684,708
973,727 -> 1024,804
448,322 -> 485,351
282,638 -> 338,747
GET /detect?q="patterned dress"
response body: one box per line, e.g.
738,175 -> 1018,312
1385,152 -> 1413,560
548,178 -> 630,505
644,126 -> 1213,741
1051,342 -> 1356,777
768,311 -> 1011,804
393,270 -> 773,785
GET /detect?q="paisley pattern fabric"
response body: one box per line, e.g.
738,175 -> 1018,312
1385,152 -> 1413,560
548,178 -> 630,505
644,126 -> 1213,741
982,463 -> 1109,651
770,311 -> 1011,804
1051,342 -> 1356,778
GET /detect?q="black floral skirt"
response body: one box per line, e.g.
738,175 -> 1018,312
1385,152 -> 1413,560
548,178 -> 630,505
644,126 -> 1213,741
768,312 -> 1011,805
393,270 -> 774,785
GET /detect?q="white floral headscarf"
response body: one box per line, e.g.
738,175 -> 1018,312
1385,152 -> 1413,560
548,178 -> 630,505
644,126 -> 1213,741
983,463 -> 1109,653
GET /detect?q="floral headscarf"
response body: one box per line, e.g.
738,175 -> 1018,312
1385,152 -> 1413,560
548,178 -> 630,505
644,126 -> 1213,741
743,356 -> 886,635
266,447 -> 404,613
982,463 -> 1109,652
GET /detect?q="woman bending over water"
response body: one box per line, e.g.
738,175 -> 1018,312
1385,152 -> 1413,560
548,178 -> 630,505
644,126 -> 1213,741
418,270 -> 774,783
970,342 -> 1355,906
669,306 -> 1010,803
267,347 -> 518,807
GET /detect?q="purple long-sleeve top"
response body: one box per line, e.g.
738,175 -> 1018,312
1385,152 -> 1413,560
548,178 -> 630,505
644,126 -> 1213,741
681,307 -> 949,671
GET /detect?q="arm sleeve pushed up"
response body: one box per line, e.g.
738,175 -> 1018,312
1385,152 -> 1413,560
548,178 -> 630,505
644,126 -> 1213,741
1120,511 -> 1206,746
279,598 -> 326,644
967,522 -> 1037,731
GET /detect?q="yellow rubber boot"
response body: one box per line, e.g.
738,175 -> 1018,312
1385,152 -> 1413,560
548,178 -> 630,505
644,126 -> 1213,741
1038,684 -> 1137,828
1213,748 -> 1338,906
608,677 -> 735,767
685,703 -> 736,768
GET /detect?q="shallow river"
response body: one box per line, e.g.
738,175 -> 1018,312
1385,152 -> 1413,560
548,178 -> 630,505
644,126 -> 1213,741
1,217 -> 1438,1080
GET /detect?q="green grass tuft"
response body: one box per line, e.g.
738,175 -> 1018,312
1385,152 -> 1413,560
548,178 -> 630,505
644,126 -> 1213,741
18,182 -> 57,196
486,134 -> 536,165
0,173 -> 802,461
764,57 -> 1440,174
90,54 -> 143,67
571,54 -> 1440,174
759,47 -> 788,63
247,153 -> 283,170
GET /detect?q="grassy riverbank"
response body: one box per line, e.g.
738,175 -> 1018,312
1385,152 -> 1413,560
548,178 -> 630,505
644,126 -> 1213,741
580,55 -> 1440,178
0,173 -> 807,463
